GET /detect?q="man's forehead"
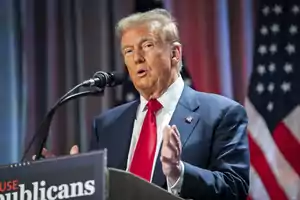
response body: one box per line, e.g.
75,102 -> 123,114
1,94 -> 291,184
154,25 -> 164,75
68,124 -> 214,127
121,26 -> 159,46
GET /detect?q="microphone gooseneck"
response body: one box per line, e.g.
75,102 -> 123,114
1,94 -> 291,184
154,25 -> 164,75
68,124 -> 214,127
21,71 -> 125,162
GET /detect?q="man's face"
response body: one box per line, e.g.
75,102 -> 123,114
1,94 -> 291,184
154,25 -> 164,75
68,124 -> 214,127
121,24 -> 177,98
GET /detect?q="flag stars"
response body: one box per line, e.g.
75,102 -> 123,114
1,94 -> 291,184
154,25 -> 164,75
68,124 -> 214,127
256,83 -> 264,94
258,45 -> 268,55
289,25 -> 298,35
260,26 -> 268,35
267,102 -> 274,112
284,63 -> 293,74
268,63 -> 276,73
281,82 -> 291,93
291,5 -> 300,15
269,44 -> 277,54
257,64 -> 266,75
273,5 -> 283,15
262,6 -> 270,16
268,82 -> 275,93
285,43 -> 296,55
270,24 -> 280,34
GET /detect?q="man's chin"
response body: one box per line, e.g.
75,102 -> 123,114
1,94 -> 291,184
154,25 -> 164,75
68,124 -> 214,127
134,79 -> 150,88
135,84 -> 151,92
134,83 -> 156,95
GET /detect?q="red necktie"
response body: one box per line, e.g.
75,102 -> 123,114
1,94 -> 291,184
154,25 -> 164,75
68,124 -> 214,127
129,99 -> 162,181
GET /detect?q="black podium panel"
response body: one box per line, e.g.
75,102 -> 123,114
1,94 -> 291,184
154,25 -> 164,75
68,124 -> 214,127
0,150 -> 107,200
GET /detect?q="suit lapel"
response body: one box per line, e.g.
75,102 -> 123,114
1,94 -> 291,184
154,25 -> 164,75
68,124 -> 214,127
113,100 -> 140,170
152,86 -> 200,187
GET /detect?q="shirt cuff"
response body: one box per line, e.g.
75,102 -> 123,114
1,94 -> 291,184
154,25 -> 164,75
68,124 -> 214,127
167,161 -> 184,195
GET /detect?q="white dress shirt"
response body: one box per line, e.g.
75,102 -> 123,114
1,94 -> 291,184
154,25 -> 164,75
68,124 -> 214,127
126,75 -> 185,195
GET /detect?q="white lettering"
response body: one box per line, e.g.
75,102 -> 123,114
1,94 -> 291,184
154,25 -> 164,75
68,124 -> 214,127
4,193 -> 11,200
84,180 -> 95,195
6,193 -> 16,200
11,192 -> 18,200
19,184 -> 32,200
3,193 -> 10,200
46,186 -> 58,200
32,181 -> 39,200
39,181 -> 46,200
57,184 -> 70,199
0,180 -> 96,200
70,182 -> 84,198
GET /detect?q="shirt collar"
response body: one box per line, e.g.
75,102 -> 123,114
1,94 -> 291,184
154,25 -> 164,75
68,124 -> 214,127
139,75 -> 185,113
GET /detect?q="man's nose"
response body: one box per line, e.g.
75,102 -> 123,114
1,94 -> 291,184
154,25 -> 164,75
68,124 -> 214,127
133,49 -> 145,64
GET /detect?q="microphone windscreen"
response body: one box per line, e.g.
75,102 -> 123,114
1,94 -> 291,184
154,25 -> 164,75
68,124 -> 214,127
111,71 -> 126,86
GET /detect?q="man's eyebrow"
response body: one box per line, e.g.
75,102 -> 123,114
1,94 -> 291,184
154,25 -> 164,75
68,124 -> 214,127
121,45 -> 132,51
122,37 -> 155,51
139,37 -> 154,44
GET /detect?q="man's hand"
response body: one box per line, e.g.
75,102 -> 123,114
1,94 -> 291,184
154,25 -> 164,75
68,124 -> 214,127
32,145 -> 79,160
160,125 -> 182,185
69,145 -> 79,155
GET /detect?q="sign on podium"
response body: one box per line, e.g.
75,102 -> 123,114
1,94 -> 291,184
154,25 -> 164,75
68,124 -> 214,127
0,150 -> 184,200
0,150 -> 107,200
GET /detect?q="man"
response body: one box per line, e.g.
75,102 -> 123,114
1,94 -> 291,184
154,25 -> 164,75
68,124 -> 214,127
42,8 -> 250,200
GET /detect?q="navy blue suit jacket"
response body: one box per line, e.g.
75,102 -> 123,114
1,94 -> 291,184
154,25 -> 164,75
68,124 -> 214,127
90,85 -> 250,200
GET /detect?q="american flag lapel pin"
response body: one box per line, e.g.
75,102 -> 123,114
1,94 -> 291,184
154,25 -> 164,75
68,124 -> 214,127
185,116 -> 193,124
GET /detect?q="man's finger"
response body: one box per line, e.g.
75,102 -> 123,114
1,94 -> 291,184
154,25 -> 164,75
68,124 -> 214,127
170,131 -> 182,155
70,145 -> 79,155
42,148 -> 54,158
163,125 -> 172,144
171,126 -> 182,152
32,154 -> 45,160
168,125 -> 181,147
172,125 -> 180,138
170,131 -> 180,146
163,136 -> 180,159
160,155 -> 180,165
163,125 -> 179,145
165,140 -> 179,156
162,126 -> 181,157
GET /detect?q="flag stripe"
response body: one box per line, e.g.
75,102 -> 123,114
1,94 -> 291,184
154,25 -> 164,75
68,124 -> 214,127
283,106 -> 300,143
248,165 -> 270,200
246,98 -> 300,199
248,134 -> 288,200
273,122 -> 300,177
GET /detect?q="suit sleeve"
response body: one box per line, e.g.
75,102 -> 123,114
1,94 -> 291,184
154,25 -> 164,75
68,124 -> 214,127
180,104 -> 250,200
89,118 -> 100,151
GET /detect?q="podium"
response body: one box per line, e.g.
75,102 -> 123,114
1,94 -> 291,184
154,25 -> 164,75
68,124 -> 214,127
0,150 -> 184,200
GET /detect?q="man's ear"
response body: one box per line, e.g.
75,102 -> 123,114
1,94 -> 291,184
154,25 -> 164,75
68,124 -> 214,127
171,42 -> 182,65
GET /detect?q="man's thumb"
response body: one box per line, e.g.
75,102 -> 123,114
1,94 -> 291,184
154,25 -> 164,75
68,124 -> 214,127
70,145 -> 79,155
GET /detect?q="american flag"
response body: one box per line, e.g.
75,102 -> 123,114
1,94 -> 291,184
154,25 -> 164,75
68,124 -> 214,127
246,0 -> 300,199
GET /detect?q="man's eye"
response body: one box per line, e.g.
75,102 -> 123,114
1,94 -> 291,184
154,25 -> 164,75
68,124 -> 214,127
143,43 -> 153,49
124,49 -> 133,55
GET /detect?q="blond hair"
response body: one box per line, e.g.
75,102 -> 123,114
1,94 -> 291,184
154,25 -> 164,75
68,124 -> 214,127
116,8 -> 182,71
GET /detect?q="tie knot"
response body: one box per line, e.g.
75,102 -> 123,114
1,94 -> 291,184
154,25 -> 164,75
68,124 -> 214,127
147,99 -> 162,113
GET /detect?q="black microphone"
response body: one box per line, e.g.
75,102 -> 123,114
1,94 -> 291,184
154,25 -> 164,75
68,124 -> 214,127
21,71 -> 125,162
82,71 -> 125,88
